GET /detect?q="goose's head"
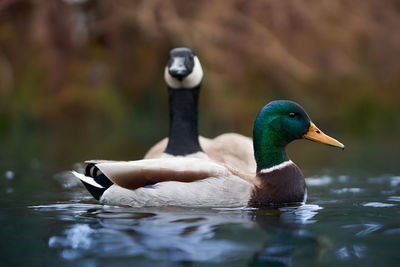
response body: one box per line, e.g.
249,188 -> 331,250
164,47 -> 203,89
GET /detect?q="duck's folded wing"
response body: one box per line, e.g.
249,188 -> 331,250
95,158 -> 230,190
85,159 -> 119,164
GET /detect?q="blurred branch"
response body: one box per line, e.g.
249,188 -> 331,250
0,49 -> 13,96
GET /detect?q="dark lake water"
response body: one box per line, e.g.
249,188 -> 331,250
1,129 -> 399,266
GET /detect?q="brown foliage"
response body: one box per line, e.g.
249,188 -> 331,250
0,0 -> 399,134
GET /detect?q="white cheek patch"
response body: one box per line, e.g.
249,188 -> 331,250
164,57 -> 203,89
164,66 -> 181,88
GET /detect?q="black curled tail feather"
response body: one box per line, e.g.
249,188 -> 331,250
80,163 -> 114,200
85,163 -> 98,177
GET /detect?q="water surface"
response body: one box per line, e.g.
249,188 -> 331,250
1,132 -> 399,266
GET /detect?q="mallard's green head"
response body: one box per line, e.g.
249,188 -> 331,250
253,100 -> 344,171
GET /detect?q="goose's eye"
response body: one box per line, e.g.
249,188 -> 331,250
288,112 -> 296,118
185,56 -> 194,68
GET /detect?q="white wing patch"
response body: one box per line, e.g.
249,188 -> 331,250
71,171 -> 104,188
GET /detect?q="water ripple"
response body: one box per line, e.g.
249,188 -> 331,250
279,204 -> 323,224
355,224 -> 382,236
35,204 -> 262,262
362,202 -> 397,208
331,188 -> 363,194
336,246 -> 350,259
336,245 -> 367,259
387,196 -> 400,202
30,202 -> 325,262
306,176 -> 332,186
383,228 -> 400,235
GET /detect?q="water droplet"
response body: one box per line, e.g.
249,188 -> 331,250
5,170 -> 14,180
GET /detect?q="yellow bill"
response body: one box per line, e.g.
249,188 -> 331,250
303,122 -> 344,149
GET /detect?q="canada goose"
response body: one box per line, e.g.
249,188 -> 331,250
145,47 -> 256,172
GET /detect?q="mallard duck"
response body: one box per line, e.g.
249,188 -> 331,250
144,47 -> 256,172
73,100 -> 344,207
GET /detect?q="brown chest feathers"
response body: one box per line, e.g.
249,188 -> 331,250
249,163 -> 306,207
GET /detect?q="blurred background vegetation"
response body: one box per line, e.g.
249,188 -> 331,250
0,0 -> 399,172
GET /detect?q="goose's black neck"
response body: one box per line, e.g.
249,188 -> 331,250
164,85 -> 203,156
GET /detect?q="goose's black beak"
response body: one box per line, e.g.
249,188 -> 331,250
168,57 -> 191,80
168,68 -> 189,80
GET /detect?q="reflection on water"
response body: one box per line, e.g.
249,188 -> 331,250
30,203 -> 323,263
279,205 -> 323,224
336,245 -> 367,260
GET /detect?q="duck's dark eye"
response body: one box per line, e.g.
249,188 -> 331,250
288,112 -> 296,118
